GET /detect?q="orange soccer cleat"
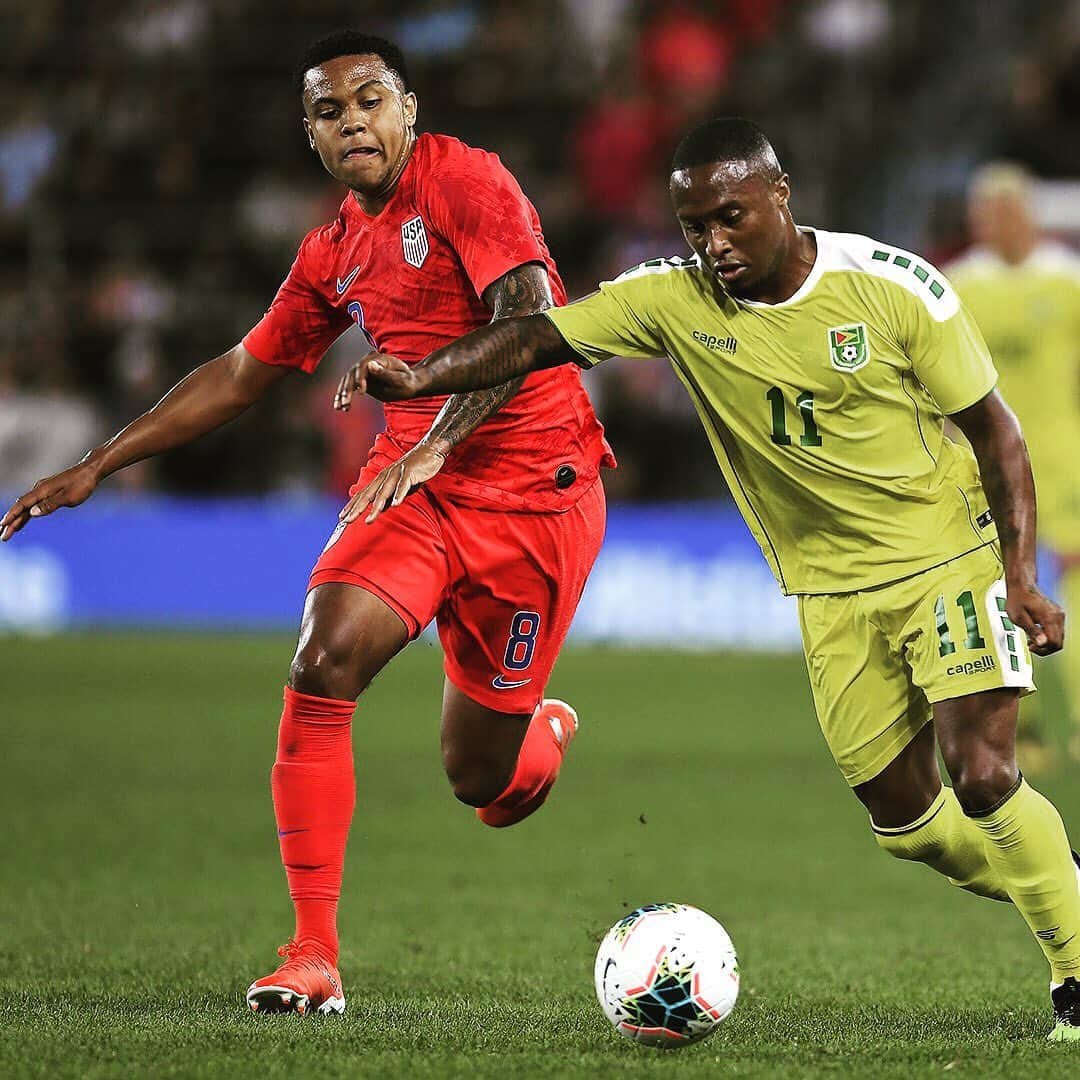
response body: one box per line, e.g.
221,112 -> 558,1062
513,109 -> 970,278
246,939 -> 345,1016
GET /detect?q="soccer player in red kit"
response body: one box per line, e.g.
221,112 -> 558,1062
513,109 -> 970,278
0,30 -> 612,1016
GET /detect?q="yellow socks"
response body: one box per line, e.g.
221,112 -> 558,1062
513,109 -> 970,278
873,786 -> 1009,901
873,778 -> 1080,980
969,778 -> 1080,982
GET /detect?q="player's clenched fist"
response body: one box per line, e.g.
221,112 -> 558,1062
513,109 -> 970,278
0,462 -> 100,541
333,353 -> 419,409
1006,581 -> 1065,656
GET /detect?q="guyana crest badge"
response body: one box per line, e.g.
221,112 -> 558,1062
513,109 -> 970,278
827,322 -> 869,372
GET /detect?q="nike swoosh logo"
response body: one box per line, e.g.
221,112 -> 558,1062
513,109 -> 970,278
336,266 -> 360,294
492,675 -> 532,689
277,828 -> 309,837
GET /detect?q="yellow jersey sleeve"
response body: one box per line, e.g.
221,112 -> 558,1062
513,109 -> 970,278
903,290 -> 998,415
544,271 -> 666,367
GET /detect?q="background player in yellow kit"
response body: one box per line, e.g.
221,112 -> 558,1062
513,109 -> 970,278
338,117 -> 1080,1041
949,163 -> 1080,767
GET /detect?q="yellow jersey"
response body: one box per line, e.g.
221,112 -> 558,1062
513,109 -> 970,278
546,228 -> 999,595
949,242 -> 1080,550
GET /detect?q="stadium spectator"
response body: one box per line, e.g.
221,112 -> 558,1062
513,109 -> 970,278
0,0 -> 1075,501
0,93 -> 59,217
997,4 -> 1080,176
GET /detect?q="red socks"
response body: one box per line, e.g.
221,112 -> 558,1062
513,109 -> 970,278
477,705 -> 567,829
271,687 -> 356,963
271,691 -> 568,961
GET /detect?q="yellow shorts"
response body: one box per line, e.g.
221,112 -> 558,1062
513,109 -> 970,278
798,544 -> 1035,787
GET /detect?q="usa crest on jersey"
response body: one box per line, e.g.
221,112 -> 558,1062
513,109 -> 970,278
401,215 -> 429,269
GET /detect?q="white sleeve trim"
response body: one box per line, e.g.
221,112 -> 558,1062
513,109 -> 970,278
825,230 -> 960,322
611,255 -> 700,283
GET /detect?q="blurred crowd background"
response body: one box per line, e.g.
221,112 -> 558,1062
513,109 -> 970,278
2,0 -> 1079,501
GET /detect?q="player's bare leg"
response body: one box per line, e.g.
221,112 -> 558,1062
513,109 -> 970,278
440,681 -> 578,827
934,688 -> 1020,816
289,582 -> 409,700
440,682 -> 530,808
854,719 -> 940,828
248,582 -> 409,1016
855,717 -> 1010,900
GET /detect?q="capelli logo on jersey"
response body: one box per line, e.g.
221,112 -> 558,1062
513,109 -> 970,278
692,330 -> 737,355
401,215 -> 429,269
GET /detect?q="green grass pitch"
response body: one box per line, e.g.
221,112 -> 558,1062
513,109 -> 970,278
4,633 -> 1080,1077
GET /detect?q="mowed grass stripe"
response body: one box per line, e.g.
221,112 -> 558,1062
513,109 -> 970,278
2,634 -> 1078,1077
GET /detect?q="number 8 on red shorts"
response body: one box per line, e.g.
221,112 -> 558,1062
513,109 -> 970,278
310,474 -> 606,714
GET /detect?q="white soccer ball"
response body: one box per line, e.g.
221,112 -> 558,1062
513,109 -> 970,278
593,902 -> 739,1049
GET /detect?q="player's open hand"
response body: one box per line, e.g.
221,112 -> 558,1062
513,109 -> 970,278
339,443 -> 448,525
0,462 -> 100,542
334,353 -> 418,409
1006,580 -> 1064,656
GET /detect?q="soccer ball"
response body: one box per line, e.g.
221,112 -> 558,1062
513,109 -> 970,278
593,902 -> 739,1048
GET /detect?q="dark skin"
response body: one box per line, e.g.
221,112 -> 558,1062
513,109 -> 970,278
860,389 -> 1061,826
301,54 -> 415,215
0,52 -> 556,808
345,154 -> 1065,823
335,262 -> 552,523
0,345 -> 291,538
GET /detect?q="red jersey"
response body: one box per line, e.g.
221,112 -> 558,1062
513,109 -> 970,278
244,132 -> 614,512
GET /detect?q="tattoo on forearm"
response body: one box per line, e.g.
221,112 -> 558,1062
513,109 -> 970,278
418,315 -> 568,396
424,377 -> 525,451
422,264 -> 554,451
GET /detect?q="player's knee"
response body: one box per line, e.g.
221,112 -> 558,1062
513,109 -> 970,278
950,756 -> 1018,815
288,642 -> 355,700
445,760 -> 513,808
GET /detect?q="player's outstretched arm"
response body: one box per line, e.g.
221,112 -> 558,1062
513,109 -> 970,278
336,264 -> 575,524
414,262 -> 553,456
339,314 -> 576,406
950,389 -> 1064,655
0,344 -> 290,541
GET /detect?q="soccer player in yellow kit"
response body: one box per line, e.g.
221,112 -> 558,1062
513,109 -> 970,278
949,163 -> 1080,765
338,118 -> 1080,1040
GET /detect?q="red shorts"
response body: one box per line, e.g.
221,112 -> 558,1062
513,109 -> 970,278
309,478 -> 606,713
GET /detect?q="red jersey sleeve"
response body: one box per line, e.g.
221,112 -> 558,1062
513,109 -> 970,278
423,149 -> 549,300
242,233 -> 352,374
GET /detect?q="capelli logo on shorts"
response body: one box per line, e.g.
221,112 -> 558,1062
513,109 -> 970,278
946,655 -> 996,677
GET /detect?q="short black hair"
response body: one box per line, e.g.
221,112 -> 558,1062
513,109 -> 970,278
294,30 -> 409,97
672,117 -> 781,181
